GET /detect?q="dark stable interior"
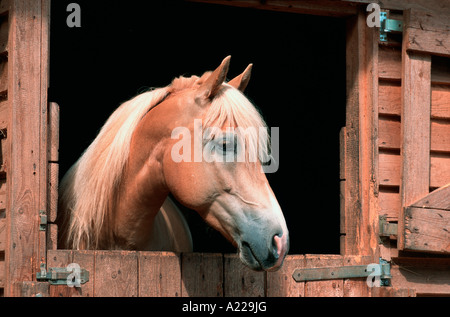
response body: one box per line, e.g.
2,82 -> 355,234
50,0 -> 346,254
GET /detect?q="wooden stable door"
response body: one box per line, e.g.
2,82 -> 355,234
398,9 -> 450,254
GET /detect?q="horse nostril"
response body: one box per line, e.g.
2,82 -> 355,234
272,234 -> 283,258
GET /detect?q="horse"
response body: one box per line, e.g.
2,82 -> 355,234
57,56 -> 289,271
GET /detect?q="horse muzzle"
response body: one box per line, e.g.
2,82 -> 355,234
238,227 -> 289,271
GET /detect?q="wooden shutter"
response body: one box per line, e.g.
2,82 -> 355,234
398,9 -> 450,254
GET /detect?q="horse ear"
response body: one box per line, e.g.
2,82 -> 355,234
198,55 -> 231,99
228,63 -> 252,92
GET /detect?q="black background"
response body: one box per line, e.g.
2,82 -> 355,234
50,0 -> 346,254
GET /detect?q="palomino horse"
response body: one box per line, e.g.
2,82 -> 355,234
57,56 -> 289,271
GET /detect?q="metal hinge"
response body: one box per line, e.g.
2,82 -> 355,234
379,215 -> 398,237
39,210 -> 47,231
293,258 -> 391,286
380,11 -> 403,41
37,264 -> 89,286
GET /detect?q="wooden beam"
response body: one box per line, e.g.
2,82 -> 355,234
411,182 -> 450,210
404,206 -> 449,253
390,257 -> 450,295
404,9 -> 450,57
185,0 -> 359,17
5,0 -> 50,297
343,10 -> 379,256
399,46 -> 431,250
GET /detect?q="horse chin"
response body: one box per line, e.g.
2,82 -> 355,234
238,243 -> 264,271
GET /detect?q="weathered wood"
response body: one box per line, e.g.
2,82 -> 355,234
379,83 -> 450,119
0,217 -> 4,252
380,153 -> 450,188
6,0 -> 50,296
390,257 -> 450,295
304,255 -> 343,297
379,117 -> 450,152
378,81 -> 401,116
379,46 -> 402,81
181,253 -> 223,297
224,254 -> 265,297
404,207 -> 450,253
186,0 -> 358,17
431,85 -> 450,119
139,251 -> 181,297
399,49 -> 432,250
14,281 -> 49,297
47,163 -> 58,223
371,286 -> 416,297
343,0 -> 450,15
404,9 -> 450,57
266,255 -> 305,297
411,182 -> 450,210
94,251 -> 138,297
343,10 -> 378,257
430,154 -> 450,189
379,189 -> 400,221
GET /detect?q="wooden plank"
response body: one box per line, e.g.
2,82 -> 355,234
378,117 -> 400,150
379,46 -> 402,81
379,118 -> 450,152
378,81 -> 401,116
304,255 -> 343,297
48,102 -> 59,162
432,85 -> 450,119
139,251 -> 181,297
404,9 -> 450,57
182,253 -> 223,297
343,0 -> 450,15
6,0 -> 49,296
379,152 -> 401,186
186,0 -> 358,17
224,254 -> 265,297
343,11 -> 379,256
94,250 -> 138,297
72,250 -> 95,297
390,257 -> 450,295
266,255 -> 305,297
371,286 -> 416,297
47,102 -> 59,222
379,83 -> 450,119
380,153 -> 450,188
379,189 -> 400,220
14,281 -> 49,297
404,207 -> 450,253
430,154 -> 450,188
399,49 -> 432,250
47,163 -> 58,222
411,182 -> 450,210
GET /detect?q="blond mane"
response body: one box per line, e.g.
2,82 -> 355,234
59,74 -> 270,250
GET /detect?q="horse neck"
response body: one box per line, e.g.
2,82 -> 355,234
112,113 -> 172,249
